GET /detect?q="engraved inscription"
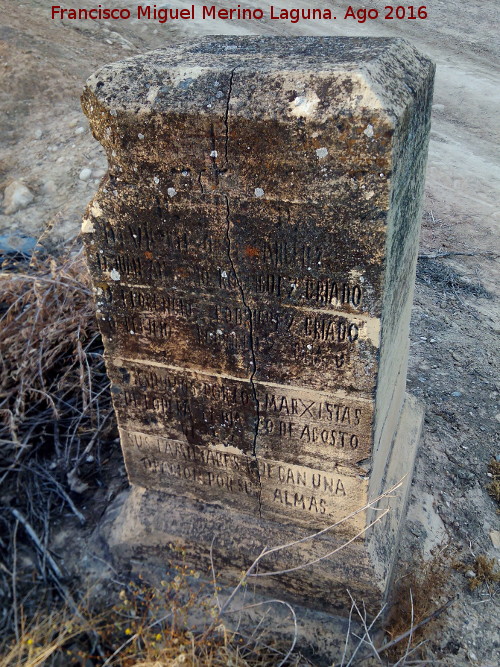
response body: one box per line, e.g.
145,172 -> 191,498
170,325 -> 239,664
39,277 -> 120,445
88,203 -> 375,315
121,430 -> 366,530
96,295 -> 379,394
109,362 -> 373,467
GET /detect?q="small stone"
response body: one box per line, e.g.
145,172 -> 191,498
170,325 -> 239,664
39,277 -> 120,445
363,124 -> 374,137
34,128 -> 42,139
75,126 -> 85,135
0,234 -> 37,256
468,650 -> 477,662
67,470 -> 89,494
254,187 -> 264,198
465,570 -> 476,579
451,391 -> 462,397
490,530 -> 500,549
210,150 -> 218,158
3,181 -> 34,214
42,180 -> 57,194
167,187 -> 177,197
68,118 -> 79,128
316,147 -> 328,159
79,168 -> 92,182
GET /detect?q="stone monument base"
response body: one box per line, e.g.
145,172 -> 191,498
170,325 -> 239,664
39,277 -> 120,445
99,395 -> 422,619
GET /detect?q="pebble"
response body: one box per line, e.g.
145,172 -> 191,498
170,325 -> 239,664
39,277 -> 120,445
41,180 -> 57,194
451,391 -> 462,397
34,128 -> 42,139
0,234 -> 37,255
79,168 -> 92,182
490,530 -> 500,549
465,570 -> 476,579
75,126 -> 85,135
3,181 -> 34,214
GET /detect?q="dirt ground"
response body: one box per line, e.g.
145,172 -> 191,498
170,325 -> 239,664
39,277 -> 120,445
1,1 -> 499,664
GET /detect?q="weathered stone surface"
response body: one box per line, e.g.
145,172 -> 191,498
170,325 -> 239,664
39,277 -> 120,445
82,36 -> 433,609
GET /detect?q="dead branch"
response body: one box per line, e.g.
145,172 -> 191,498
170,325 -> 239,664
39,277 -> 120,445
249,508 -> 389,578
419,250 -> 498,259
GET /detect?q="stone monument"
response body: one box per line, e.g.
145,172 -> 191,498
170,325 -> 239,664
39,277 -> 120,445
81,37 -> 434,614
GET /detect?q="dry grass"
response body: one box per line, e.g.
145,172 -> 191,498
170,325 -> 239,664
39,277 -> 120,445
0,244 -> 113,471
385,550 -> 453,662
466,555 -> 500,592
0,245 -> 116,641
0,559 -> 303,667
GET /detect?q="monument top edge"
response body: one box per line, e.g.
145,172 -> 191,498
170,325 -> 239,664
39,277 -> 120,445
83,36 -> 434,119
85,36 -> 432,81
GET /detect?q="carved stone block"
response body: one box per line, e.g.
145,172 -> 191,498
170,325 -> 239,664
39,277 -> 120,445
82,36 -> 433,610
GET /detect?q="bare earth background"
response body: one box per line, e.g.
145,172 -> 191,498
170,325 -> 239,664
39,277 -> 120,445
0,1 -> 499,664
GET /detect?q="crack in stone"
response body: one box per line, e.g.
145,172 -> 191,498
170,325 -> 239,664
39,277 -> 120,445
222,68 -> 262,515
197,170 -> 205,194
224,195 -> 262,517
